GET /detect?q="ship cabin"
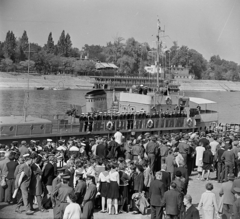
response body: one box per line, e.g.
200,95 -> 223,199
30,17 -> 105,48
90,75 -> 180,92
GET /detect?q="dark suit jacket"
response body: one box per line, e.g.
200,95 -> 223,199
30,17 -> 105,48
182,205 -> 200,219
133,172 -> 144,192
96,143 -> 107,158
29,163 -> 43,196
160,171 -> 171,191
75,179 -> 87,205
162,189 -> 182,215
149,179 -> 165,206
42,162 -> 55,185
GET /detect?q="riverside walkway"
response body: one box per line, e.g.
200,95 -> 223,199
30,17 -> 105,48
0,170 -> 221,219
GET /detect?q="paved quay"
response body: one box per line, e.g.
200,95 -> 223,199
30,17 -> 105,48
0,171 -> 221,219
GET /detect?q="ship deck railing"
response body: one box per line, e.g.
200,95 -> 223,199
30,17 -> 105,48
0,115 -> 217,138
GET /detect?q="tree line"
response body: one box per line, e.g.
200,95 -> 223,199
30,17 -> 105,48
0,30 -> 239,80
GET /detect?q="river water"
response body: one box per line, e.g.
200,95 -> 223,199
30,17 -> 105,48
0,89 -> 239,124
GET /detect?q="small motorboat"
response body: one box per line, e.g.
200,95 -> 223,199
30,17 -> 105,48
34,87 -> 44,90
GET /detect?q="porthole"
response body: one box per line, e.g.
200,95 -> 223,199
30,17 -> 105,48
9,126 -> 14,132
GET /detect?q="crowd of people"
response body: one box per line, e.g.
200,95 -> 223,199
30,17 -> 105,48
0,128 -> 240,219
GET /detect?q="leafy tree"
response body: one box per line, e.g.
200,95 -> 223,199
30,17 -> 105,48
83,44 -> 106,61
57,30 -> 66,56
117,55 -> 136,75
1,58 -> 13,72
0,42 -> 4,59
3,31 -> 16,60
45,32 -> 55,53
69,47 -> 80,58
65,33 -> 72,57
19,60 -> 35,70
72,60 -> 95,74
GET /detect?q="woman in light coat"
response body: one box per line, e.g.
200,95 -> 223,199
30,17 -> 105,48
198,183 -> 218,219
195,142 -> 205,179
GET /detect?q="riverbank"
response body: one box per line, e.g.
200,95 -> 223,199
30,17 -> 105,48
1,72 -> 240,91
0,72 -> 93,90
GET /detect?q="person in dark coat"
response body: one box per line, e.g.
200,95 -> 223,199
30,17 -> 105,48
173,161 -> 189,194
149,171 -> 165,219
182,194 -> 200,219
132,165 -> 144,214
5,152 -> 18,203
52,168 -> 65,219
29,154 -> 48,212
161,182 -> 182,218
82,175 -> 97,219
75,172 -> 87,206
96,139 -> 107,158
53,175 -> 73,219
201,145 -> 213,181
42,156 -> 55,197
160,163 -> 171,191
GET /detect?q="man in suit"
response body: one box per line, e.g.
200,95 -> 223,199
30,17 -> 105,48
53,175 -> 73,219
75,171 -> 87,206
160,163 -> 171,191
15,153 -> 34,215
82,175 -> 97,219
162,182 -> 182,219
182,194 -> 200,219
149,171 -> 165,219
52,167 -> 65,219
96,138 -> 107,158
219,173 -> 235,219
4,151 -> 17,203
42,156 -> 55,198
0,151 -> 10,202
29,153 -> 48,212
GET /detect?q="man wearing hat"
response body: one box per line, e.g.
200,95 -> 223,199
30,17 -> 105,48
232,187 -> 240,219
52,167 -> 65,218
15,153 -> 34,215
219,173 -> 235,219
75,171 -> 87,206
149,171 -> 165,219
178,135 -> 190,165
146,136 -> 159,173
53,175 -> 73,219
42,155 -> 55,199
82,174 -> 97,219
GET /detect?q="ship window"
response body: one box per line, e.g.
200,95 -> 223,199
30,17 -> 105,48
40,125 -> 44,130
30,125 -> 34,130
0,127 -> 3,132
9,126 -> 14,132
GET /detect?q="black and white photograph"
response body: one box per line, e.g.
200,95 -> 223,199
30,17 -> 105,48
0,0 -> 240,218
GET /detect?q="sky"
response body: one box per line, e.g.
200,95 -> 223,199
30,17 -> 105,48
0,0 -> 239,64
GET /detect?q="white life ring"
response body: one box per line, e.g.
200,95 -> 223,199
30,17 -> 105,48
147,119 -> 154,129
165,96 -> 172,105
187,118 -> 193,127
106,121 -> 113,131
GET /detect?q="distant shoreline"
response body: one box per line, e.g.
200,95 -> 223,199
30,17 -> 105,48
1,72 -> 240,92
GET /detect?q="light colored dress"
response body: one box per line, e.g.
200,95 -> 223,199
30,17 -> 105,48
198,190 -> 218,219
195,146 -> 205,171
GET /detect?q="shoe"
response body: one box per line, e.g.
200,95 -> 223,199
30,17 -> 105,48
15,208 -> 21,214
26,210 -> 34,215
40,209 -> 49,212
